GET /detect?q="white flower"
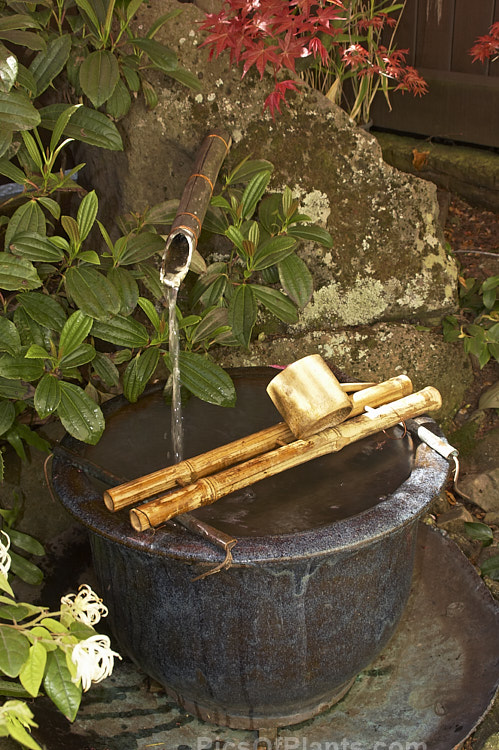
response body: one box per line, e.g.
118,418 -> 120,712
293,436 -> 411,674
60,584 -> 108,626
71,635 -> 121,692
0,531 -> 11,577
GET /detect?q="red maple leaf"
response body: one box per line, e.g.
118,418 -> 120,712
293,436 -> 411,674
241,41 -> 281,78
263,79 -> 302,118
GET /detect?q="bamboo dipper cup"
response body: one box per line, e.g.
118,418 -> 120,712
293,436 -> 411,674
266,355 -> 353,439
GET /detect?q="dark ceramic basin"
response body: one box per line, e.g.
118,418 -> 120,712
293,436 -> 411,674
51,368 -> 449,729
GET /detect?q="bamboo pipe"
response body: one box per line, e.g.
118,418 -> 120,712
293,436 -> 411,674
104,375 -> 412,512
130,385 -> 440,532
160,130 -> 231,288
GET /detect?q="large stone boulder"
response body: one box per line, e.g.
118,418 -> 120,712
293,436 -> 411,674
80,0 -> 472,420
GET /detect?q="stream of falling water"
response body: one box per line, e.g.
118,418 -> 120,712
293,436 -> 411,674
166,285 -> 184,464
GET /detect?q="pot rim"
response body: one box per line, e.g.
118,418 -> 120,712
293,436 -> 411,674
51,369 -> 449,565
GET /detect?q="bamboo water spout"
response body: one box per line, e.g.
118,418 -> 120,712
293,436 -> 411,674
103,375 -> 412,512
129,386 -> 442,532
160,130 -> 231,288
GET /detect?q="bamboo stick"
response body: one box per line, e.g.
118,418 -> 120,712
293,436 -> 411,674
104,375 -> 412,511
161,130 -> 231,287
130,385 -> 440,532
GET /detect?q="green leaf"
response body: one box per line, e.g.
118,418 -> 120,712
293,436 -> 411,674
19,641 -> 47,697
65,267 -> 121,321
25,344 -> 50,360
137,296 -> 160,331
92,352 -> 120,388
44,649 -> 82,722
8,551 -> 43,585
77,250 -> 100,265
0,376 -> 27,400
79,50 -> 119,108
122,347 -> 160,402
240,170 -> 272,220
0,158 -> 26,185
12,423 -> 51,454
0,399 -> 15,436
34,374 -> 61,419
0,14 -> 41,32
121,63 -> 140,92
39,104 -> 123,151
30,35 -> 71,96
107,267 -> 139,316
49,103 -> 81,153
61,215 -> 80,247
17,291 -> 66,332
464,521 -> 494,542
105,77 -> 132,119
225,226 -> 245,254
74,0 -> 101,31
0,354 -> 43,382
92,315 -> 149,347
6,528 -> 44,557
141,78 -> 158,110
166,351 -> 236,407
287,223 -> 333,248
251,285 -> 298,324
21,130 -> 43,172
0,129 -> 12,158
136,262 -> 163,300
480,555 -> 499,580
146,8 -> 182,36
5,201 -> 46,251
228,285 -> 257,348
132,38 -> 177,72
36,197 -> 60,221
118,232 -> 164,265
227,158 -> 274,185
167,67 -> 202,91
0,90 -> 40,132
0,254 -> 41,291
59,343 -> 95,369
0,42 -> 17,93
278,253 -> 313,308
478,381 -> 499,410
57,381 -> 105,445
9,231 -> 64,263
251,236 -> 296,271
14,63 -> 37,95
0,625 -> 30,677
190,307 -> 230,345
0,317 -> 21,356
24,344 -> 50,359
59,310 -> 93,356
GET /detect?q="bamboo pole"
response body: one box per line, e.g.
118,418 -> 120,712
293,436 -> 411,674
104,375 -> 412,512
130,385 -> 440,532
160,130 -> 231,288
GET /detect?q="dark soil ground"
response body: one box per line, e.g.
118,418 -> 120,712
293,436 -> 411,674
444,195 -> 499,438
441,194 -> 499,750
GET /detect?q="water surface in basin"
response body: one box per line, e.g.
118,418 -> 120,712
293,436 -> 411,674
86,371 -> 414,537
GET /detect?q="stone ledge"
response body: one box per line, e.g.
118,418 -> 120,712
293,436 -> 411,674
374,132 -> 499,212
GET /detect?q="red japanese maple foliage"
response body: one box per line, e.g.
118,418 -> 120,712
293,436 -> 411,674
199,0 -> 427,119
469,21 -> 499,64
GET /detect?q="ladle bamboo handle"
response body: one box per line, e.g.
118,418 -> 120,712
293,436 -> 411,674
130,385 -> 441,532
104,375 -> 412,511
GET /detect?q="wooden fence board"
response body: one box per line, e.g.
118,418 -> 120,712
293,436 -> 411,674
371,0 -> 499,147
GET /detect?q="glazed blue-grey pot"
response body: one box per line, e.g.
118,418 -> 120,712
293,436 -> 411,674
51,368 -> 448,729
